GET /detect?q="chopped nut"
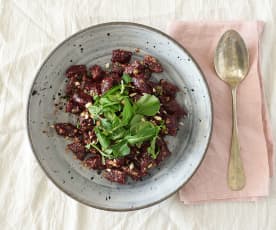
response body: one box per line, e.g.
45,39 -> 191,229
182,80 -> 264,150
133,69 -> 139,75
85,102 -> 92,108
129,162 -> 134,170
129,93 -> 137,97
89,90 -> 96,96
154,116 -> 162,121
151,120 -> 157,125
179,122 -> 184,126
80,111 -> 89,119
96,121 -> 101,126
152,88 -> 156,92
108,160 -> 118,167
147,163 -> 153,169
74,81 -> 80,86
134,48 -> 140,53
105,63 -> 110,69
106,168 -> 111,172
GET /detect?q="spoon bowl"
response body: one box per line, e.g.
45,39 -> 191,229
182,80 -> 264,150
214,30 -> 249,87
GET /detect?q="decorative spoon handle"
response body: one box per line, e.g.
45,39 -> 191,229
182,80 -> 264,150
228,86 -> 246,190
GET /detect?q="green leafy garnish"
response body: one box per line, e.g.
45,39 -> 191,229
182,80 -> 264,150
85,143 -> 93,150
147,136 -> 158,159
100,118 -> 112,130
110,127 -> 126,140
122,73 -> 132,84
121,97 -> 134,125
130,114 -> 144,126
86,82 -> 163,160
76,120 -> 80,129
135,93 -> 160,116
86,142 -> 113,158
87,105 -> 102,119
94,127 -> 110,150
102,85 -> 121,97
111,140 -> 130,157
126,121 -> 158,145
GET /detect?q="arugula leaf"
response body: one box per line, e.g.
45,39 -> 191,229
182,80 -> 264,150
147,136 -> 158,159
129,119 -> 151,135
130,114 -> 144,126
100,118 -> 112,130
85,143 -> 93,150
76,120 -> 80,129
126,121 -> 157,145
104,111 -> 115,121
102,103 -> 122,113
87,105 -> 102,119
104,148 -> 113,155
93,94 -> 99,100
122,74 -> 132,84
110,127 -> 126,140
94,127 -> 110,150
102,85 -> 121,97
90,143 -> 113,159
121,97 -> 134,125
111,140 -> 130,157
99,97 -> 114,106
107,93 -> 124,102
111,115 -> 121,129
86,142 -> 111,158
99,97 -> 121,112
147,124 -> 162,159
125,133 -> 155,145
135,93 -> 160,116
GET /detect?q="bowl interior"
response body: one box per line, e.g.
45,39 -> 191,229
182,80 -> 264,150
27,22 -> 212,210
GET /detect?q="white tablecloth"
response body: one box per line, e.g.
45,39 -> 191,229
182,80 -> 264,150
1,0 -> 276,229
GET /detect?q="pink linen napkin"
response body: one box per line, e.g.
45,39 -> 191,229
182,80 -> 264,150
167,21 -> 274,204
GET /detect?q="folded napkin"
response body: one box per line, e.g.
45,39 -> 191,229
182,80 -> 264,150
167,21 -> 274,204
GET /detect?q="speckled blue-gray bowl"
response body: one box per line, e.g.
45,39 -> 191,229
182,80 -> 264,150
27,22 -> 213,211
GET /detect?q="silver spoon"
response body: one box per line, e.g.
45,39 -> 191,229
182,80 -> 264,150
214,30 -> 249,190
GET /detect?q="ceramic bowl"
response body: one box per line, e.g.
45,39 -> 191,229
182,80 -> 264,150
27,22 -> 212,211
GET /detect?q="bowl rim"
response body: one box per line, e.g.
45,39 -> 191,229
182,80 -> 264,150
26,21 -> 213,211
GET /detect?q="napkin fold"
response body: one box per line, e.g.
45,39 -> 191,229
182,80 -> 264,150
167,21 -> 274,204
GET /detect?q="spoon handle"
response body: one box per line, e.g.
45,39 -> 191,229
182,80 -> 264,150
228,86 -> 246,190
